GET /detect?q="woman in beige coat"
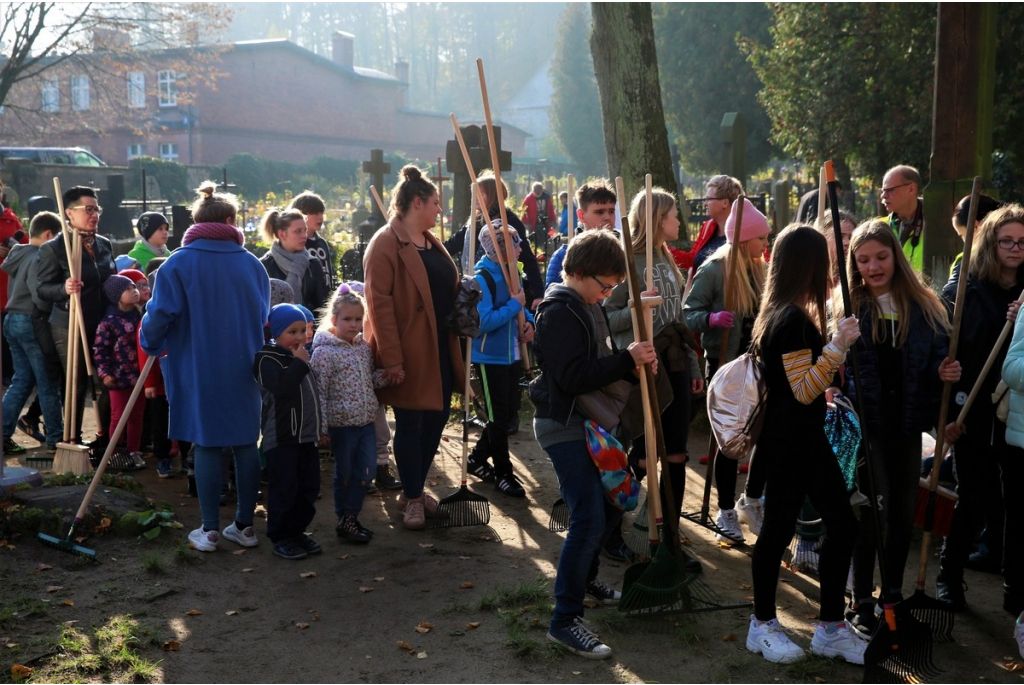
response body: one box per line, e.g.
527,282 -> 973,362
363,165 -> 465,530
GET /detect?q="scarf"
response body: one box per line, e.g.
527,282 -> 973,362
77,228 -> 96,259
141,235 -> 170,259
269,241 -> 309,299
181,222 -> 244,246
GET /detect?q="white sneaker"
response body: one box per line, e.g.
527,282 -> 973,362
1015,612 -> 1024,661
188,526 -> 219,552
810,621 -> 867,665
222,522 -> 258,548
716,508 -> 745,543
746,615 -> 805,663
736,494 -> 764,535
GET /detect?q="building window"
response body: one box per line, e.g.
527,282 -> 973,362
159,143 -> 178,161
41,77 -> 59,112
71,75 -> 90,111
127,72 -> 145,108
127,144 -> 145,160
158,70 -> 177,107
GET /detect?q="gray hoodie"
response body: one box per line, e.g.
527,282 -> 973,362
1,243 -> 40,314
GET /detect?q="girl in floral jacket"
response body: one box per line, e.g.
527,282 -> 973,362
310,284 -> 398,543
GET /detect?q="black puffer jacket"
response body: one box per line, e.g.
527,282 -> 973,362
36,231 -> 116,339
843,299 -> 948,435
260,251 -> 329,313
530,284 -> 636,425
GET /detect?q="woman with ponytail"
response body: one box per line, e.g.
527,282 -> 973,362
260,208 -> 329,314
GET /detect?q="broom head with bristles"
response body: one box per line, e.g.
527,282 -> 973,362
864,603 -> 939,683
432,484 -> 489,528
548,497 -> 569,533
53,443 -> 92,476
913,478 -> 957,537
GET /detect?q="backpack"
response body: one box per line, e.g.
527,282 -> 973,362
706,351 -> 767,460
446,277 -> 482,337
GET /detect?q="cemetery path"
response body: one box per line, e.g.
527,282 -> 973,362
1,415 -> 1021,683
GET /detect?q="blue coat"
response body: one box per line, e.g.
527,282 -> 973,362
140,238 -> 270,447
471,256 -> 534,366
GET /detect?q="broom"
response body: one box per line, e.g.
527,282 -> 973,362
51,177 -> 91,475
434,185 -> 490,529
820,162 -> 936,683
39,357 -> 156,558
901,177 -> 982,644
681,195 -> 746,544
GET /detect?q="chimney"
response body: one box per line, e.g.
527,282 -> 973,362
394,60 -> 410,84
332,31 -> 354,69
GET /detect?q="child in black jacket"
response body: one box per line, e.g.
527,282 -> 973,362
254,304 -> 327,561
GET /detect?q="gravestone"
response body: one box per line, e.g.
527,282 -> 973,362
444,125 -> 512,230
430,157 -> 450,240
342,216 -> 382,283
721,112 -> 747,190
98,174 -> 132,239
28,196 -> 57,217
772,181 -> 790,231
362,149 -> 391,224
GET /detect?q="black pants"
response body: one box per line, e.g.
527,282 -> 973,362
851,432 -> 921,601
752,436 -> 858,621
470,361 -> 521,477
265,442 -> 320,543
148,395 -> 172,460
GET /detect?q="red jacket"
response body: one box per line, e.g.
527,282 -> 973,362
674,219 -> 719,271
520,192 -> 557,232
0,207 -> 27,311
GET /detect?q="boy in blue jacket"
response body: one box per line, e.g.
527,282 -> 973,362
467,222 -> 535,497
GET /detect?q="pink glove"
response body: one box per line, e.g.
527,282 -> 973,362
709,311 -> 734,328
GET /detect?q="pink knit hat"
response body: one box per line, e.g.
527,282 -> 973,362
725,198 -> 770,244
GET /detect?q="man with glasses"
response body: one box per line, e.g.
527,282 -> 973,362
674,174 -> 743,274
880,165 -> 926,272
36,185 -> 116,444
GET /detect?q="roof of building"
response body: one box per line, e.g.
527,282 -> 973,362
229,39 -> 401,84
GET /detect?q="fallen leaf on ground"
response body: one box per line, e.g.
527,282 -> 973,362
374,576 -> 385,582
717,541 -> 733,549
232,550 -> 246,556
45,586 -> 64,593
185,609 -> 202,616
739,584 -> 751,590
1003,661 -> 1024,672
415,621 -> 433,633
813,677 -> 825,683
225,610 -> 239,616
459,582 -> 474,589
466,622 -> 481,629
419,543 -> 433,549
531,618 -> 540,626
5,642 -> 18,648
242,568 -> 254,573
459,556 -> 471,560
572,671 -> 582,675
60,600 -> 73,606
582,598 -> 599,608
10,664 -> 32,679
359,586 -> 374,593
723,633 -> 738,642
417,652 -> 428,659
477,535 -> 493,541
337,554 -> 349,560
300,571 -> 317,579
31,563 -> 52,574
295,622 -> 309,629
396,641 -> 413,650
162,640 -> 181,652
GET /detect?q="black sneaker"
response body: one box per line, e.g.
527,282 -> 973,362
496,473 -> 526,497
846,600 -> 877,637
3,438 -> 25,455
272,539 -> 308,560
547,618 -> 612,659
506,416 -> 520,436
296,534 -> 323,555
354,518 -> 375,539
467,457 -> 495,483
602,541 -> 636,563
680,548 -> 703,574
936,572 -> 967,612
336,515 -> 371,543
586,579 -> 621,605
375,464 -> 403,490
17,416 -> 44,443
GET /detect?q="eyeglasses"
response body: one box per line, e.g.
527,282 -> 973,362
878,182 -> 911,197
70,205 -> 102,215
591,275 -> 616,295
704,196 -> 722,202
997,238 -> 1024,251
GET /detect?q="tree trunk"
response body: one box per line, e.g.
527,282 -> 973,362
590,3 -> 675,197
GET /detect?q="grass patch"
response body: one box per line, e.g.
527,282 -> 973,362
140,552 -> 166,574
0,596 -> 49,627
478,577 -> 555,659
173,538 -> 204,565
441,598 -> 472,616
478,576 -> 551,611
782,653 -> 839,682
31,614 -> 161,683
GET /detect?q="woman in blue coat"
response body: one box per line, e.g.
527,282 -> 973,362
141,181 -> 270,554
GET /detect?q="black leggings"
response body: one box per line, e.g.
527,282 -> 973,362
752,438 -> 859,621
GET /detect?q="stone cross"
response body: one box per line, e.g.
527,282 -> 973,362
720,112 -> 747,189
445,125 -> 512,230
362,149 -> 391,224
430,157 -> 450,240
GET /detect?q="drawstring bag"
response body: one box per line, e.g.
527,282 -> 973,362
584,420 -> 639,511
824,395 -> 861,492
707,351 -> 767,460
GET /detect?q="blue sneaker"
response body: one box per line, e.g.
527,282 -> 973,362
157,459 -> 174,478
547,618 -> 612,659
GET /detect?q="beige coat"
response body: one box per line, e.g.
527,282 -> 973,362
363,216 -> 465,410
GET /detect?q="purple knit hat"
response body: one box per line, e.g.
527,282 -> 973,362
103,275 -> 135,305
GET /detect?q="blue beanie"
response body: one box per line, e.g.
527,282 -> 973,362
296,304 -> 314,323
268,304 -> 306,339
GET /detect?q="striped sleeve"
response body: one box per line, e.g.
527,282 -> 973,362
781,343 -> 845,405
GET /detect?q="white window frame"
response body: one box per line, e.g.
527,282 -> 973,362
127,71 -> 145,108
158,70 -> 177,107
41,77 -> 59,112
71,75 -> 90,111
159,143 -> 179,161
127,144 -> 145,160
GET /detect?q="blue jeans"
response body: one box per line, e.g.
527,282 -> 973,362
331,424 -> 375,517
194,443 -> 261,532
393,396 -> 452,499
2,313 -> 62,445
546,438 -> 608,630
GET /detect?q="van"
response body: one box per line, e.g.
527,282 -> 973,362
0,147 -> 106,166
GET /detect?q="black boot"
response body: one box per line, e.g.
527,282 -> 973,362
935,567 -> 967,612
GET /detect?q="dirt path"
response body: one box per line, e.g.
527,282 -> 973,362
2,418 -> 1023,683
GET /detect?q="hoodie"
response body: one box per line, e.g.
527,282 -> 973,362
471,255 -> 535,366
309,329 -> 387,428
1,242 -> 40,314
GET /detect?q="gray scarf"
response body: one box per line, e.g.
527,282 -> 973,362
270,242 -> 309,299
141,236 -> 169,259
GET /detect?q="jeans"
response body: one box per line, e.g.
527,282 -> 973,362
374,404 -> 392,467
393,396 -> 452,500
265,442 -> 320,543
331,424 -> 376,517
546,438 -> 608,630
194,443 -> 261,533
2,313 -> 63,445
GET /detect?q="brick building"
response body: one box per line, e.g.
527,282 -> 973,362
1,32 -> 526,167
